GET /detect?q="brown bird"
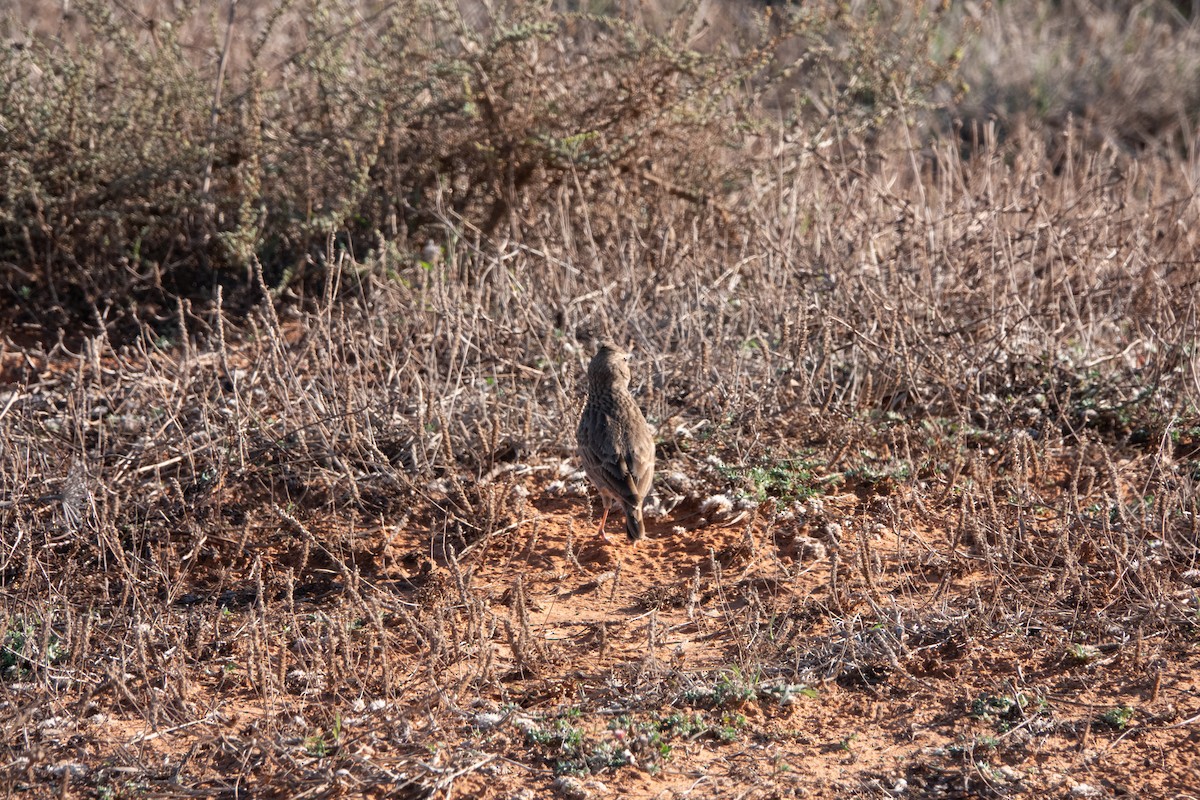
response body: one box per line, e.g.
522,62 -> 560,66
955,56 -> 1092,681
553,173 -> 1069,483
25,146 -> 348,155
577,342 -> 655,542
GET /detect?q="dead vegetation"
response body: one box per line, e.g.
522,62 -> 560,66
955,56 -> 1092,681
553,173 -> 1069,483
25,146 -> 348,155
1,1 -> 1199,798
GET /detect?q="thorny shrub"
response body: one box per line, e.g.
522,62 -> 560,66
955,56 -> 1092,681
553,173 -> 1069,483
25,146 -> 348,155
0,0 -> 963,328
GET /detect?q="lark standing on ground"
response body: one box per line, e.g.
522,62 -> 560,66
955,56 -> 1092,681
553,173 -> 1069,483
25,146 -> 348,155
577,342 -> 655,543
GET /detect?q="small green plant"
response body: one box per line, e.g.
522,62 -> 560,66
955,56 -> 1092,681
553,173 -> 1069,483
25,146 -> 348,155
683,667 -> 763,708
969,695 -> 1004,720
1098,706 -> 1134,730
1067,643 -> 1102,664
844,459 -> 913,490
716,712 -> 747,742
970,692 -> 1030,723
1,618 -> 66,679
1170,425 -> 1200,443
525,709 -> 746,775
661,712 -> 707,739
974,735 -> 1001,751
760,682 -> 819,705
718,455 -> 821,502
0,629 -> 28,674
304,715 -> 343,758
968,690 -> 1050,735
527,715 -> 625,775
304,734 -> 329,758
525,718 -> 583,751
682,670 -> 819,713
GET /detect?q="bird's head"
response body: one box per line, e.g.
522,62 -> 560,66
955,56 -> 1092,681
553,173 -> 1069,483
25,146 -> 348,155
588,342 -> 633,390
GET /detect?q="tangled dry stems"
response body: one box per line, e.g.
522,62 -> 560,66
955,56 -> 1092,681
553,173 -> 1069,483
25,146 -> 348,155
0,0 -> 1199,797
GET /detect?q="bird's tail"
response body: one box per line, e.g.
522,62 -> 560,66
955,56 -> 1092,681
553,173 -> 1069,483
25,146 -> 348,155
625,506 -> 645,541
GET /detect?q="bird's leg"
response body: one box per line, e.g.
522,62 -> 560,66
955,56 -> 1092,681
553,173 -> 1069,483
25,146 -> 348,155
596,504 -> 612,544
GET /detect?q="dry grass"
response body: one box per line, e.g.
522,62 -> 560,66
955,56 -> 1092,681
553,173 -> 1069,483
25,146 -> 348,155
2,0 -> 960,329
958,0 -> 1200,154
1,1 -> 1200,798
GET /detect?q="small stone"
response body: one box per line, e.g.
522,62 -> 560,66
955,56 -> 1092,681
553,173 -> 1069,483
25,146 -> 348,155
998,766 -> 1024,783
794,536 -> 827,560
699,494 -> 734,518
553,775 -> 589,799
46,763 -> 87,778
472,712 -> 505,730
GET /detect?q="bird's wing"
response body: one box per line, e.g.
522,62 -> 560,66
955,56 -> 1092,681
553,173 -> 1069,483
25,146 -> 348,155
629,431 -> 655,498
594,412 -> 652,505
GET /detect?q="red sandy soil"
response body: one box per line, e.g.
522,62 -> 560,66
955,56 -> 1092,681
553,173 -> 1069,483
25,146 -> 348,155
17,471 -> 1196,800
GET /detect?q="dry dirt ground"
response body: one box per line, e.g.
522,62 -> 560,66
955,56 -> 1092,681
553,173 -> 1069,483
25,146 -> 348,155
4,0 -> 1200,795
8,464 -> 1199,800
